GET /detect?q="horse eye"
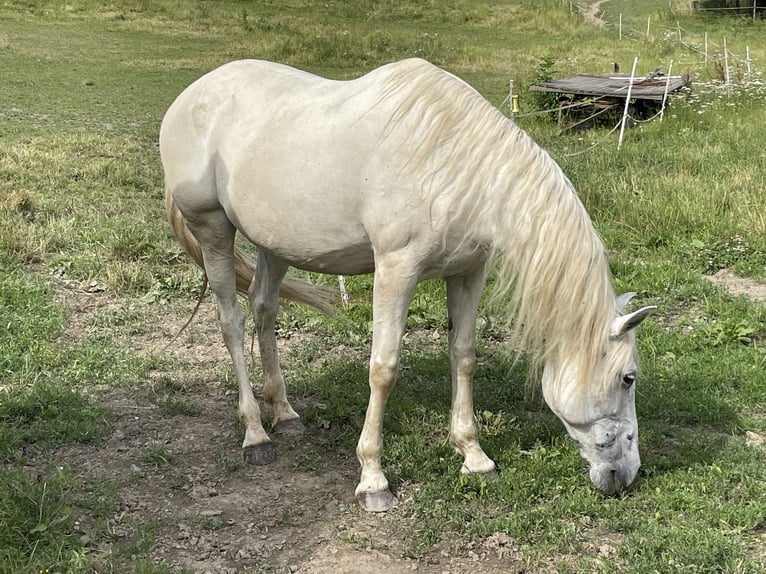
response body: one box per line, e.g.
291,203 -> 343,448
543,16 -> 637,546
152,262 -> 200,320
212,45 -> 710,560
622,371 -> 636,387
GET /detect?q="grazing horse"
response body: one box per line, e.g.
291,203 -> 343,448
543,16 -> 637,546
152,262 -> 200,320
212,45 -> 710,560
160,58 -> 655,512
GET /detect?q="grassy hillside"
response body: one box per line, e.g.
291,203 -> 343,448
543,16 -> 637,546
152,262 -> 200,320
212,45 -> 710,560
1,1 -> 765,572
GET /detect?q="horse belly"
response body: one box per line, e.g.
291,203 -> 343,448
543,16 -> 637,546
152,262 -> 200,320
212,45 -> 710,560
224,177 -> 376,276
272,241 -> 375,275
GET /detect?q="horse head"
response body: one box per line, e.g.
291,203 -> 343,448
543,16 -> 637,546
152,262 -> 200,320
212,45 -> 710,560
542,293 -> 655,495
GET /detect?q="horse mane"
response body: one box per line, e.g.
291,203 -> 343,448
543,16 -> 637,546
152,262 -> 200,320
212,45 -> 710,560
377,59 -> 617,389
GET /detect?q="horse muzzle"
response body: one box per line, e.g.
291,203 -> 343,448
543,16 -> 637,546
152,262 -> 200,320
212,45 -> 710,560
589,462 -> 639,495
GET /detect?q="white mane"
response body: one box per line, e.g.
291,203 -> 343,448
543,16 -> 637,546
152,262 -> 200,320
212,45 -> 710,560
378,59 -> 617,386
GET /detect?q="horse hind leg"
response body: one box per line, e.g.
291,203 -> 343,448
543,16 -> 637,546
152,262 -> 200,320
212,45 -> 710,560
248,251 -> 304,435
182,207 -> 276,465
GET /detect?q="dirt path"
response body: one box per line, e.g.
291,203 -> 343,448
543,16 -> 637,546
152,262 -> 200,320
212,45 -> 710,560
580,0 -> 610,27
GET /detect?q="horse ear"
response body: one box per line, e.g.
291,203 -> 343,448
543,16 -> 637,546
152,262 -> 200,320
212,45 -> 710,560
615,292 -> 636,313
611,305 -> 656,339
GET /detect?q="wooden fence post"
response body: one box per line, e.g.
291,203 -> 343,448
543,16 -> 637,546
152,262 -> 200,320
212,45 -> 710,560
509,79 -> 514,118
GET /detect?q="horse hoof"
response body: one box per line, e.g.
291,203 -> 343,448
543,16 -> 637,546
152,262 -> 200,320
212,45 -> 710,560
243,442 -> 276,465
272,417 -> 305,436
462,465 -> 499,479
357,489 -> 397,513
485,467 -> 500,478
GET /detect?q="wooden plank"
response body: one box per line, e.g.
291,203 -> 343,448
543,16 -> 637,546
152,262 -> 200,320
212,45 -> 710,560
530,74 -> 687,101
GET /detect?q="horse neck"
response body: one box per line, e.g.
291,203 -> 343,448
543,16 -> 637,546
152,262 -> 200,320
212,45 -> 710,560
489,128 -> 616,373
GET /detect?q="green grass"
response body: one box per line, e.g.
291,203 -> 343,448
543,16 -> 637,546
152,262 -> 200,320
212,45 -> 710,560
0,467 -> 119,574
1,0 -> 766,572
140,442 -> 174,468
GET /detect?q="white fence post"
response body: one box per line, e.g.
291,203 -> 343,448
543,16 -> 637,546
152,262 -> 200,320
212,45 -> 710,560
618,56 -> 638,150
660,60 -> 673,121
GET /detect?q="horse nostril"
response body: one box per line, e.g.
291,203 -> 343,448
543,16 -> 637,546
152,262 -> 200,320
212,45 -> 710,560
626,434 -> 634,441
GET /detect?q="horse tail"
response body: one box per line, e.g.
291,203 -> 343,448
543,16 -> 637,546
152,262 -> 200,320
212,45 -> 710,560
164,189 -> 337,315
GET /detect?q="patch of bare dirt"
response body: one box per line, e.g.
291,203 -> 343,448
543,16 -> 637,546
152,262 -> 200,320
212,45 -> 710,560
580,0 -> 609,27
703,269 -> 766,303
40,280 -> 520,573
746,431 -> 764,448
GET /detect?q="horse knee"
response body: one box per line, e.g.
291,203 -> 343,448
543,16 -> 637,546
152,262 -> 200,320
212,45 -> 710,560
454,355 -> 476,379
450,340 -> 476,367
369,358 -> 399,391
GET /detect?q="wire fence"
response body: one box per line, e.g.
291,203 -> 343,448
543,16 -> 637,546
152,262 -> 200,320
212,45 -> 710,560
507,0 -> 763,153
691,1 -> 765,18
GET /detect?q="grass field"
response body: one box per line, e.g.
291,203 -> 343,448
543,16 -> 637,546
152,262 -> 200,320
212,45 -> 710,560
1,1 -> 766,572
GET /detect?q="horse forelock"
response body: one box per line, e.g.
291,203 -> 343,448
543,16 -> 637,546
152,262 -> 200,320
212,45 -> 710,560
377,60 -> 617,394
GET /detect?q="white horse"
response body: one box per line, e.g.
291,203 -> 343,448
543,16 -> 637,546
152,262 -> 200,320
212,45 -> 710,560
160,58 -> 655,512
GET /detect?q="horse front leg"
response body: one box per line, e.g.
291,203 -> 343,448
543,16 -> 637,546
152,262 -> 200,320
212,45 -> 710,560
355,253 -> 418,512
446,268 -> 496,476
248,252 -> 304,435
